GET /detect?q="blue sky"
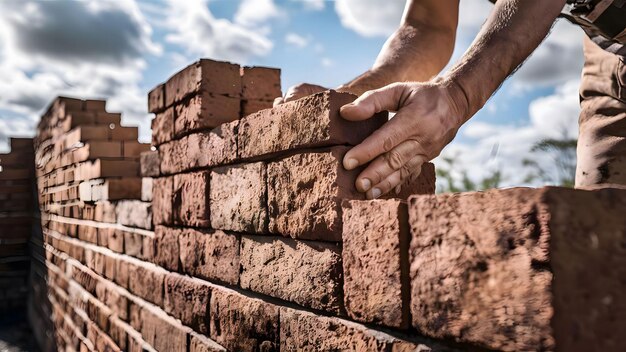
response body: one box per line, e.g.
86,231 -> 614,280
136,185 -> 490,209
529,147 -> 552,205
0,0 -> 586,187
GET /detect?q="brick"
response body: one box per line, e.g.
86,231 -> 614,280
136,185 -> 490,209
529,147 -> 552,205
110,126 -> 138,141
154,226 -> 180,272
241,99 -> 272,117
179,228 -> 239,285
84,99 -> 106,111
141,177 -> 153,202
164,274 -> 211,334
100,228 -> 123,253
267,147 -> 360,241
189,331 -> 226,352
238,90 -> 387,159
95,112 -> 122,125
342,199 -> 409,328
160,123 -> 237,175
77,141 -> 122,159
240,235 -> 343,314
140,150 -> 160,177
152,177 -> 173,225
123,141 -> 151,158
95,201 -> 116,223
174,92 -> 240,136
123,231 -> 143,258
141,306 -> 190,352
165,59 -> 241,107
128,263 -> 165,306
210,162 -> 266,233
173,171 -> 210,227
65,126 -> 110,148
148,84 -> 165,113
279,307 -> 424,351
151,107 -> 174,146
241,66 -> 281,101
10,138 -> 34,151
210,288 -> 279,352
116,200 -> 152,230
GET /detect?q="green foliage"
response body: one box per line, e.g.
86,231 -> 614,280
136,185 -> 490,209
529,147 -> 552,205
436,154 -> 503,193
522,134 -> 577,187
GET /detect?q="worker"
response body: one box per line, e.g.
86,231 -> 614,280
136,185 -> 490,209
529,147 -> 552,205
276,0 -> 626,199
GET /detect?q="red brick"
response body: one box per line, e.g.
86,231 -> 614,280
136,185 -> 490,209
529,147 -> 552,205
165,59 -> 241,106
189,331 -> 226,352
237,90 -> 387,159
210,287 -> 279,351
179,228 -> 240,285
210,162 -> 266,233
342,199 -> 409,328
84,99 -> 106,111
279,307 -> 424,351
140,151 -> 160,177
173,171 -> 210,227
99,228 -> 123,253
148,84 -> 165,113
95,201 -> 117,223
142,177 -> 153,202
128,262 -> 165,306
95,112 -> 122,125
154,226 -> 180,272
140,305 -> 190,352
267,147 -> 360,241
151,107 -> 174,146
241,66 -> 281,101
174,92 -> 240,136
241,99 -> 272,117
152,177 -> 173,225
64,126 -> 110,148
240,235 -> 343,314
110,126 -> 138,141
123,141 -> 150,158
123,231 -> 143,258
164,274 -> 211,334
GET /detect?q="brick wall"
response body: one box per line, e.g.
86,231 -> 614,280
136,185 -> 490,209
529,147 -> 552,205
28,58 -> 625,352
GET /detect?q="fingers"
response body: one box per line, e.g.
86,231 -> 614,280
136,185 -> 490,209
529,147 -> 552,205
343,110 -> 414,170
353,139 -> 420,192
340,83 -> 406,122
366,154 -> 426,199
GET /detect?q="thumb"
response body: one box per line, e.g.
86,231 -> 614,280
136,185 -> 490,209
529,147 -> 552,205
340,83 -> 406,121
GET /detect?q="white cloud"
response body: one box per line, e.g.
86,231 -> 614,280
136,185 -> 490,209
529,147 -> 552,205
334,0 -> 404,37
163,0 -> 273,64
437,79 -> 581,188
285,33 -> 310,48
234,0 -> 284,28
0,0 -> 158,144
321,58 -> 334,67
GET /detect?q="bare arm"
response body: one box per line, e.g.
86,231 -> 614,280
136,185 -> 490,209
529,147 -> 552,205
341,0 -> 567,198
278,0 -> 459,103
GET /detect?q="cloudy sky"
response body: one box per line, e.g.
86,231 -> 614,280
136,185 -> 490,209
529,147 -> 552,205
0,0 -> 585,188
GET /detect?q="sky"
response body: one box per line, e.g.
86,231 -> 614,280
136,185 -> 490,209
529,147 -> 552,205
0,0 -> 586,188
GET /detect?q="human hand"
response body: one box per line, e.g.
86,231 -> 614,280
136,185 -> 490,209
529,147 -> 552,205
274,83 -> 327,106
340,81 -> 467,199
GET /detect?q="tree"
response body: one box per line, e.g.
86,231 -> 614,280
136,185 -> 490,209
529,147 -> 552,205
436,153 -> 504,193
522,131 -> 577,187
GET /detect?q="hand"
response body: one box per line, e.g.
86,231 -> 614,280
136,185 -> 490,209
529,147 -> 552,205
340,81 -> 467,199
274,83 -> 327,106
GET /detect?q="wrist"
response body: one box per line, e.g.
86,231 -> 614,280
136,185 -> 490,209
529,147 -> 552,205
437,76 -> 472,126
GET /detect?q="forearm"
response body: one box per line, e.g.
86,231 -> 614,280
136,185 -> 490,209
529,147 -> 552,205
443,0 -> 566,122
339,22 -> 455,95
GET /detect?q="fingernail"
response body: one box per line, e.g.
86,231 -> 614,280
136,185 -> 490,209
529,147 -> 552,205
344,158 -> 358,170
358,178 -> 371,191
371,188 -> 381,199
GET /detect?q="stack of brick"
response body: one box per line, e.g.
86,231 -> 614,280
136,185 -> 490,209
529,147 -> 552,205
31,97 -> 156,351
0,138 -> 36,313
30,58 -> 624,352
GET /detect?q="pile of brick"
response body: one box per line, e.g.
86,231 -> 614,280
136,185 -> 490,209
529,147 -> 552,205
0,138 -> 36,313
28,58 -> 624,352
31,97 -> 155,351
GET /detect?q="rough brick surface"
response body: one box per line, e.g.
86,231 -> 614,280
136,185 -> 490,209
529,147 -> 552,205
165,59 -> 241,106
141,306 -> 190,352
152,177 -> 173,225
179,228 -> 240,285
115,200 -> 152,230
210,288 -> 279,352
154,226 -> 180,272
128,263 -> 165,306
408,188 -> 553,351
241,99 -> 273,117
174,93 -> 240,136
241,66 -> 281,101
342,199 -> 409,328
148,84 -> 165,113
267,147 -> 360,241
238,90 -> 387,159
240,235 -> 343,314
151,108 -> 174,146
140,151 -> 160,178
210,162 -> 267,233
164,274 -> 211,334
173,171 -> 210,227
189,331 -> 226,352
279,307 -> 422,351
